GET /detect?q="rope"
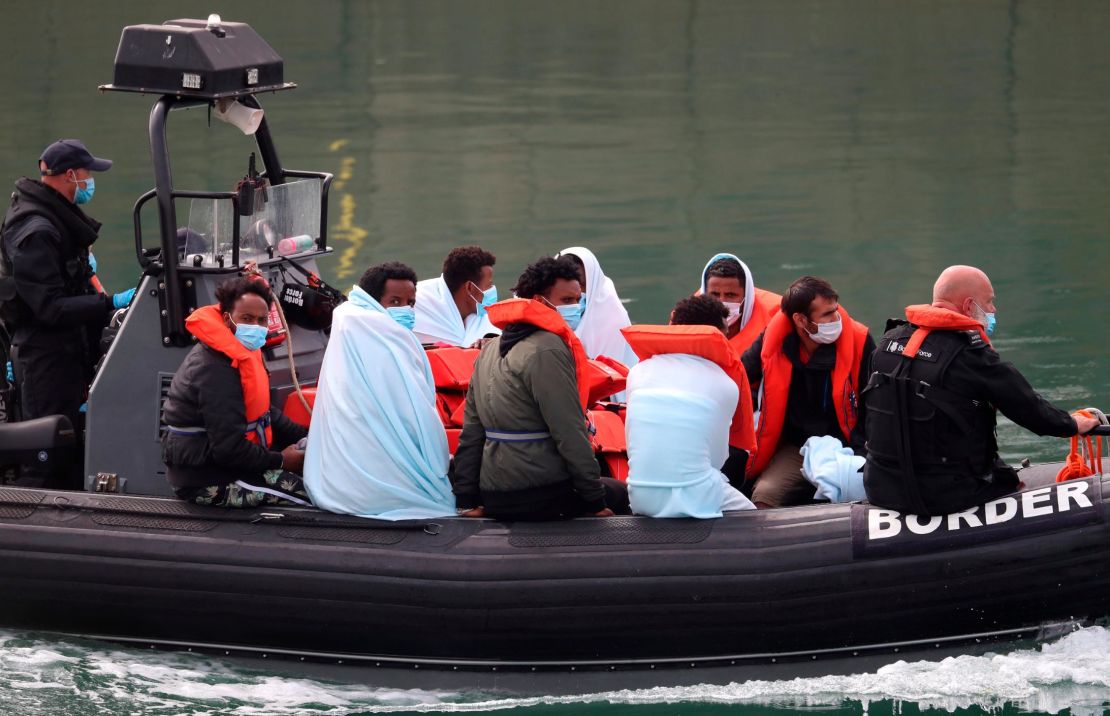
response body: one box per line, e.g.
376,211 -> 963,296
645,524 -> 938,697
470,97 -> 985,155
273,291 -> 313,416
243,261 -> 312,417
1056,408 -> 1108,482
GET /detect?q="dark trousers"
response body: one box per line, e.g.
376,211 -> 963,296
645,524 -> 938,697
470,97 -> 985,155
11,341 -> 86,489
487,477 -> 631,521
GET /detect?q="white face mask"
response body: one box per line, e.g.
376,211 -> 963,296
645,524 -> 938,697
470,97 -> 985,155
807,314 -> 842,344
723,301 -> 743,328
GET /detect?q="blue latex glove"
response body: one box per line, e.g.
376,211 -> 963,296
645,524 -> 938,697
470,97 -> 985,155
5,361 -> 12,383
112,287 -> 136,309
88,252 -> 98,274
79,402 -> 87,414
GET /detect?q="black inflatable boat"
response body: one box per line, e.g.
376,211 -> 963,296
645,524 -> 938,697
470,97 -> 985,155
0,462 -> 1107,693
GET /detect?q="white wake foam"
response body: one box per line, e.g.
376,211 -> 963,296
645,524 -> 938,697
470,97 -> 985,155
3,627 -> 1110,714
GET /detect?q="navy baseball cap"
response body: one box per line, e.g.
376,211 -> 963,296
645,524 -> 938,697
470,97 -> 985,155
39,139 -> 113,175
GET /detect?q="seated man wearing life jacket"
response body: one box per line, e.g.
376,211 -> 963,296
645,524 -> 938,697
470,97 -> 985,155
303,262 -> 456,519
161,277 -> 309,508
741,276 -> 875,509
450,256 -> 630,520
863,265 -> 1098,516
698,253 -> 781,354
621,296 -> 757,518
555,246 -> 638,369
413,245 -> 499,347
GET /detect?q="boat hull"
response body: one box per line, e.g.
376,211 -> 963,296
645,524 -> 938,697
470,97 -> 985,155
0,464 -> 1104,692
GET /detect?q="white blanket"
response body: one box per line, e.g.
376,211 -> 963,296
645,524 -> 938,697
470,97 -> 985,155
557,247 -> 638,368
413,274 -> 499,346
800,435 -> 866,503
626,354 -> 755,518
304,286 -> 455,519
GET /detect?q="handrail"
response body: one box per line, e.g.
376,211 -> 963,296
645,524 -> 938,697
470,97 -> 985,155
131,189 -> 240,269
131,189 -> 157,268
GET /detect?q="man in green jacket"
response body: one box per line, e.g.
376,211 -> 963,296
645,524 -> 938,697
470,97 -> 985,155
450,256 -> 628,520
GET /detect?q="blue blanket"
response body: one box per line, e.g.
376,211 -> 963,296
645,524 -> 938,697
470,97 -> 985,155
304,286 -> 455,519
800,435 -> 866,503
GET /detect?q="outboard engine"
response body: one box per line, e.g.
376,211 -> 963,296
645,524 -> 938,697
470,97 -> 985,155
87,16 -> 335,496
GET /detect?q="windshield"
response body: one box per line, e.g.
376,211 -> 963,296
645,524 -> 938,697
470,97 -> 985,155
181,177 -> 322,267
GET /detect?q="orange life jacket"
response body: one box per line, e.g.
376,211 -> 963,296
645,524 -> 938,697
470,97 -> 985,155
426,347 -> 481,428
423,338 -> 625,436
750,306 -> 869,476
426,347 -> 481,390
901,304 -> 991,357
729,288 -> 781,355
486,298 -> 592,412
185,305 -> 274,447
621,324 -> 757,455
282,387 -> 317,428
584,355 -> 628,406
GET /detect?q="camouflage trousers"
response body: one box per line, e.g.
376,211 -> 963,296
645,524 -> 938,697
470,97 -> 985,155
175,469 -> 312,508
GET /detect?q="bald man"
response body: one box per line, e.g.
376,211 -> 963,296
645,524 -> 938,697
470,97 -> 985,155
862,266 -> 1098,516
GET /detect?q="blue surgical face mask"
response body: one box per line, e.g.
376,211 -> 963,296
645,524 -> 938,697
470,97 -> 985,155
973,301 -> 996,336
556,303 -> 584,331
387,305 -> 416,331
231,320 -> 267,351
578,292 -> 587,311
70,174 -> 95,205
470,283 -> 498,318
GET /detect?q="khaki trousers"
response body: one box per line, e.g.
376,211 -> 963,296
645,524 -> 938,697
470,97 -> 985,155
751,443 -> 816,508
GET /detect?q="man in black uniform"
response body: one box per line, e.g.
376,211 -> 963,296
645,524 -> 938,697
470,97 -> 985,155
0,139 -> 134,488
863,265 -> 1098,516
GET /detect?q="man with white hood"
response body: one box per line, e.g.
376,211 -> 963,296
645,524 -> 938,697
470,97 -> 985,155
698,253 -> 781,354
556,246 -> 638,369
413,245 -> 499,347
304,261 -> 456,520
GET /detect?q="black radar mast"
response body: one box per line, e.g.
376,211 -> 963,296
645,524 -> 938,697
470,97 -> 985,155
100,14 -> 299,346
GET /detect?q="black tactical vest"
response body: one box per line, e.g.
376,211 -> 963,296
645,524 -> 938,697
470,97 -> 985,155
864,321 -> 997,499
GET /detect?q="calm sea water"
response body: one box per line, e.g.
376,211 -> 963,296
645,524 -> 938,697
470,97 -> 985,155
2,1 -> 1109,713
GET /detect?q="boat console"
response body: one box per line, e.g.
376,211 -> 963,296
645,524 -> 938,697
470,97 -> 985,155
85,15 -> 335,496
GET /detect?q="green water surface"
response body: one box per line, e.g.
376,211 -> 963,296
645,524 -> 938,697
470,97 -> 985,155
1,2 -> 1109,711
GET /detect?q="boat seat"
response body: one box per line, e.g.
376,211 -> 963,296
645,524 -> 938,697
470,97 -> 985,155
0,415 -> 76,453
